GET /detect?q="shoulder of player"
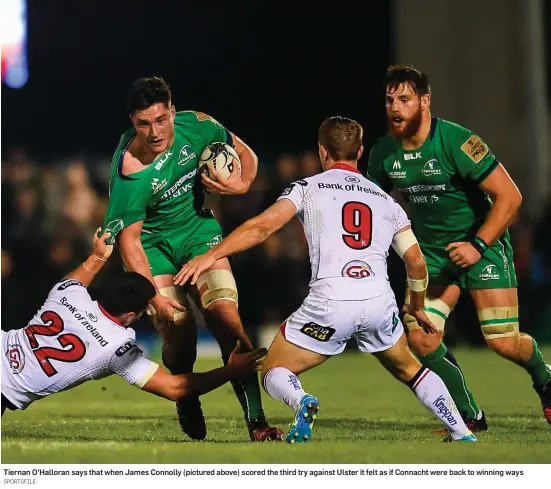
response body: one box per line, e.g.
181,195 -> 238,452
110,333 -> 140,360
436,118 -> 478,145
369,135 -> 398,159
113,127 -> 137,156
175,110 -> 219,125
48,280 -> 90,303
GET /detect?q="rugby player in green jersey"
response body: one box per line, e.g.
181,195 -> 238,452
367,65 -> 551,428
101,77 -> 283,441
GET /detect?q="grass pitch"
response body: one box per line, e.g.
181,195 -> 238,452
2,347 -> 550,464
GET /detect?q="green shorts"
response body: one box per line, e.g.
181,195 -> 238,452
141,210 -> 223,276
421,231 -> 517,290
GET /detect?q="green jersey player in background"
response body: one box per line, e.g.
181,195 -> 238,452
367,65 -> 551,428
101,77 -> 282,442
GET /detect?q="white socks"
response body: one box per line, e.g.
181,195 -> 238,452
263,367 -> 305,411
410,367 -> 469,440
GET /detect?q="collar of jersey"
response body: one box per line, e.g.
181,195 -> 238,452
328,163 -> 361,174
398,117 -> 439,151
98,303 -> 124,327
117,133 -> 176,180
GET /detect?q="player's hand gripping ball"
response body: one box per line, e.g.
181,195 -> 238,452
198,142 -> 242,184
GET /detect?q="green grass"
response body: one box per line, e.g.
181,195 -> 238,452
2,347 -> 551,463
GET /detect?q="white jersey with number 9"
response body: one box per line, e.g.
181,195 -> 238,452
277,164 -> 409,301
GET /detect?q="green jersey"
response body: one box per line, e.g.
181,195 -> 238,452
103,111 -> 231,239
367,118 -> 498,246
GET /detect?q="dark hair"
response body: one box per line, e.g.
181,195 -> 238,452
96,272 -> 155,316
318,116 -> 363,162
126,76 -> 172,114
384,65 -> 431,97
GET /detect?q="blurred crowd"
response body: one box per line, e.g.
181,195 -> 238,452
2,149 -> 551,343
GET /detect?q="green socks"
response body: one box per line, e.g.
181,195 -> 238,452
222,353 -> 265,423
524,338 -> 551,387
418,343 -> 481,422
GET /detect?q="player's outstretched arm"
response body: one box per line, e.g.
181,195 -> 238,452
392,226 -> 438,334
446,164 -> 522,268
142,344 -> 267,401
174,199 -> 297,286
118,221 -> 185,326
63,229 -> 113,287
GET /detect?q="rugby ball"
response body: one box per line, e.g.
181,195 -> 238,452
199,142 -> 241,181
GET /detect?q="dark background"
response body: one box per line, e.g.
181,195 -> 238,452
2,0 -> 391,165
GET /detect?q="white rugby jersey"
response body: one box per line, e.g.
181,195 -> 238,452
1,279 -> 158,409
278,164 -> 410,300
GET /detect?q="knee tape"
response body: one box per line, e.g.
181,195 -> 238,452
196,269 -> 238,309
146,286 -> 190,331
404,295 -> 451,332
478,307 -> 519,339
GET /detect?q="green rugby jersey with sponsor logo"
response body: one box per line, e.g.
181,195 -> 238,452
103,111 -> 231,238
367,118 -> 499,246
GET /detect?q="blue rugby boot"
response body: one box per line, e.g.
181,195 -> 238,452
286,394 -> 320,443
442,430 -> 478,443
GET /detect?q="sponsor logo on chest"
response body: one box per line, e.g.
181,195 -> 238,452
177,145 -> 197,166
421,159 -> 442,176
404,152 -> 422,160
151,177 -> 168,194
161,169 -> 198,200
154,150 -> 173,171
389,160 -> 407,179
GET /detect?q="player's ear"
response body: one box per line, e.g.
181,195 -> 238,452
120,312 -> 136,327
357,145 -> 364,160
421,94 -> 430,111
170,104 -> 176,118
318,144 -> 328,162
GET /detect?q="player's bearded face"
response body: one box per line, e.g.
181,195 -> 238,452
132,103 -> 176,154
386,84 -> 423,139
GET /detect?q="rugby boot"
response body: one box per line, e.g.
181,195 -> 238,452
435,410 -> 487,435
176,394 -> 207,440
533,376 -> 551,425
247,415 -> 284,442
286,394 -> 320,444
441,430 -> 478,443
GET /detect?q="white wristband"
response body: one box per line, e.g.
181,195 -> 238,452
407,276 -> 428,292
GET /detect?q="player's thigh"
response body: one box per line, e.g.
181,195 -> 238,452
191,257 -> 239,313
142,235 -> 179,277
262,331 -> 328,377
173,214 -> 224,268
405,283 -> 461,354
469,287 -> 520,352
372,333 -> 422,383
186,258 -> 250,349
355,292 -> 404,355
150,274 -> 195,334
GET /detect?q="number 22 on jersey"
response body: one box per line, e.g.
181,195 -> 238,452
24,311 -> 87,377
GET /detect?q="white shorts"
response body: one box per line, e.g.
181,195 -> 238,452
280,292 -> 404,356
